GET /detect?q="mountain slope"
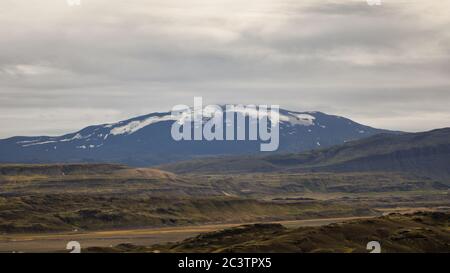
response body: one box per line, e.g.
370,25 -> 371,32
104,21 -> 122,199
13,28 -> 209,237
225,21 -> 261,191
160,128 -> 450,181
0,108 -> 395,166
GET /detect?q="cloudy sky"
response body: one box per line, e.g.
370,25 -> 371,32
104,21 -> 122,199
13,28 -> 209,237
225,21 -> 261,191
1,0 -> 449,138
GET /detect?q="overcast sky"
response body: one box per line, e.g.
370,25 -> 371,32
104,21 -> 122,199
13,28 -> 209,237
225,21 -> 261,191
1,0 -> 449,138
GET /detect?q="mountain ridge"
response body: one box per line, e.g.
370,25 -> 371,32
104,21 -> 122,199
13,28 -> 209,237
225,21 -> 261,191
0,107 -> 398,166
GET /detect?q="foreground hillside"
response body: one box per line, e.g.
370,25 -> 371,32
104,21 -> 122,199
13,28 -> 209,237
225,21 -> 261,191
88,212 -> 450,253
160,128 -> 450,181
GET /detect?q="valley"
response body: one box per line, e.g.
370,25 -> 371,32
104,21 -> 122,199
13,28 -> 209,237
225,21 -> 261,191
0,128 -> 448,253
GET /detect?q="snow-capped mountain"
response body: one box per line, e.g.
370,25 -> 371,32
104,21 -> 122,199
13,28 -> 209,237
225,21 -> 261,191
0,107 -> 397,166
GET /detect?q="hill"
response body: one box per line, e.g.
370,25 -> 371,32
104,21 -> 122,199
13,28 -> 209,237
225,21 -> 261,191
160,128 -> 450,181
88,212 -> 450,253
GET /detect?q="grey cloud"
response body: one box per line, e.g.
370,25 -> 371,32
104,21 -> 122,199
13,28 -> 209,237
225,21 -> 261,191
0,0 -> 449,138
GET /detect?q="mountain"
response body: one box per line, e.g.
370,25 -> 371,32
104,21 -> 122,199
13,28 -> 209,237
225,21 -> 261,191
160,128 -> 450,181
0,107 -> 396,166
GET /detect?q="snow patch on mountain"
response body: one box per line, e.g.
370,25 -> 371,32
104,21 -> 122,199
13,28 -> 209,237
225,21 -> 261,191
284,113 -> 315,126
107,107 -> 316,137
60,133 -> 83,142
21,140 -> 58,147
17,139 -> 42,144
110,115 -> 177,136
